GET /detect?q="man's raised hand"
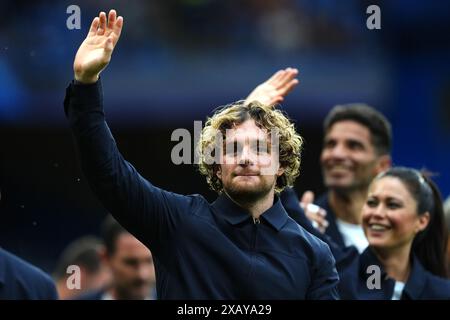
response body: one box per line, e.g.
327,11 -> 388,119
73,10 -> 123,84
300,191 -> 329,234
245,68 -> 299,107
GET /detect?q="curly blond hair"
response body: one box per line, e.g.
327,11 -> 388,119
197,100 -> 303,194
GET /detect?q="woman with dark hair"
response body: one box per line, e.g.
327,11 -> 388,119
283,167 -> 450,299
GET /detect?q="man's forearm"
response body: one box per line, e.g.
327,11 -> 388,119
64,79 -> 115,179
63,79 -> 186,254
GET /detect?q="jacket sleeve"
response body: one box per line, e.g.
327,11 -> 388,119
306,243 -> 340,300
64,79 -> 198,256
280,188 -> 359,271
36,272 -> 59,300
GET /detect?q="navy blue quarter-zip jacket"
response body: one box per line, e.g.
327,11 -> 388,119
64,80 -> 339,300
0,248 -> 58,299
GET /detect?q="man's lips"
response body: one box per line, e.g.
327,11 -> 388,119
325,165 -> 353,177
326,164 -> 352,171
234,172 -> 259,176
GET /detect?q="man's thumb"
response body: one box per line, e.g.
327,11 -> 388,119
301,190 -> 315,205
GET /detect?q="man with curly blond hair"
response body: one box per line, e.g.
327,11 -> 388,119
64,9 -> 339,299
198,100 -> 301,197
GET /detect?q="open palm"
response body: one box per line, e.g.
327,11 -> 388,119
74,10 -> 123,83
245,68 -> 299,106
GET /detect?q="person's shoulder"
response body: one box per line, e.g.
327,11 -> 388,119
285,218 -> 333,258
185,193 -> 212,214
155,191 -> 209,217
165,191 -> 209,208
0,247 -> 57,299
1,248 -> 51,281
186,193 -> 209,204
422,271 -> 450,299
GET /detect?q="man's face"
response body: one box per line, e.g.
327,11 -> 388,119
320,120 -> 387,192
108,233 -> 155,300
216,119 -> 284,202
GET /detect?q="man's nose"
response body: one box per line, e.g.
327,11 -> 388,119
329,143 -> 348,159
136,264 -> 151,280
238,145 -> 254,165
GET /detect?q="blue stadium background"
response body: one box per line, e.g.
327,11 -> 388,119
1,0 -> 450,272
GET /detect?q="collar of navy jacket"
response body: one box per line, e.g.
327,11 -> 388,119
359,247 -> 427,299
212,193 -> 288,231
206,193 -> 339,299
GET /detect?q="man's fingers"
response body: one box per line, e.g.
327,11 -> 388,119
311,220 -> 319,229
108,10 -> 116,30
113,16 -> 124,40
301,190 -> 315,205
268,70 -> 285,84
97,12 -> 106,35
305,211 -> 329,230
279,79 -> 299,96
268,67 -> 299,89
88,17 -> 100,36
301,191 -> 328,233
318,208 -> 327,217
277,68 -> 298,88
306,203 -> 320,214
306,211 -> 325,224
278,67 -> 297,81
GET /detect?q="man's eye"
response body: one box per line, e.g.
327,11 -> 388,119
347,141 -> 363,150
123,259 -> 138,267
252,145 -> 267,154
225,143 -> 241,155
387,202 -> 400,209
324,140 -> 335,148
254,141 -> 270,154
366,199 -> 377,207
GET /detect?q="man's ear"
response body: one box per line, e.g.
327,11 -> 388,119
375,154 -> 391,174
99,246 -> 111,266
277,167 -> 285,177
216,166 -> 222,179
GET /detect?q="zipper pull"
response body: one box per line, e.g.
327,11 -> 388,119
253,217 -> 260,224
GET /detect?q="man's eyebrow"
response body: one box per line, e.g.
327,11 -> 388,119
346,138 -> 366,146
